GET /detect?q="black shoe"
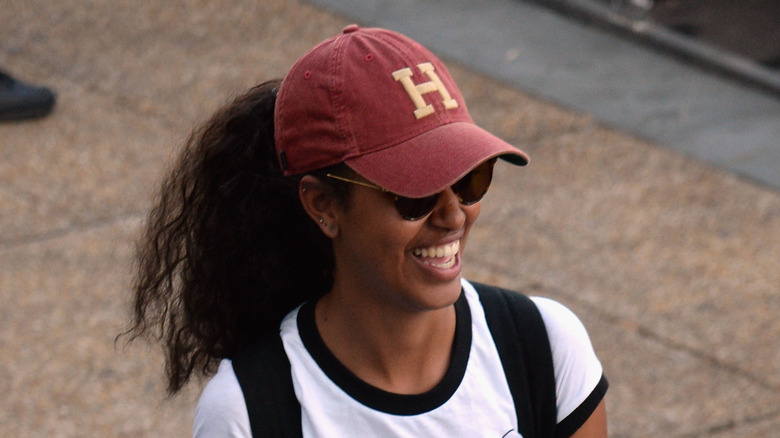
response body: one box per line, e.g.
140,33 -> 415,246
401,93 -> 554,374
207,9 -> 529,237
0,70 -> 56,122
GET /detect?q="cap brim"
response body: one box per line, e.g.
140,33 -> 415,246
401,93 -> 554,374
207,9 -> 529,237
345,121 -> 528,198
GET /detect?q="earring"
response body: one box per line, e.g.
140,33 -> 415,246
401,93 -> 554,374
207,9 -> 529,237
318,218 -> 324,224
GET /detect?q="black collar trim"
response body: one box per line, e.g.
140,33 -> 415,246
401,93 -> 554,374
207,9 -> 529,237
297,291 -> 472,415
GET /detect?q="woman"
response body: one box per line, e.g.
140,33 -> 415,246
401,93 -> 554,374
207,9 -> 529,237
127,26 -> 608,437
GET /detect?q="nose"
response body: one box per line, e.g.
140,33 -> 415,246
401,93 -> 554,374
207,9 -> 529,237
428,187 -> 466,230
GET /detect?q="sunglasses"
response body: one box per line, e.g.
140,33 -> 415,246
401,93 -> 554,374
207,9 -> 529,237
325,158 -> 497,221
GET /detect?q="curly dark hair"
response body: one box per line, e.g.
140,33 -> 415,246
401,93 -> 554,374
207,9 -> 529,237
124,80 -> 349,394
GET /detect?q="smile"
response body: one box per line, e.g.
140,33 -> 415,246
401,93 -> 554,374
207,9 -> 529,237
412,240 -> 460,269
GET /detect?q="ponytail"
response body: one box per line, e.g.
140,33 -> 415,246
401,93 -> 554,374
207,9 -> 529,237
126,80 -> 335,394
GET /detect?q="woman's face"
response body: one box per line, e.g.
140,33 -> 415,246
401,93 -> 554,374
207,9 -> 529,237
330,177 -> 481,313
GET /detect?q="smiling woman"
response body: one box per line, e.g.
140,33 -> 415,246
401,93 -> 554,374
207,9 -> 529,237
124,26 -> 608,437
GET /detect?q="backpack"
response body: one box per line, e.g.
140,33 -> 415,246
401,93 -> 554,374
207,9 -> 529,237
232,282 -> 557,437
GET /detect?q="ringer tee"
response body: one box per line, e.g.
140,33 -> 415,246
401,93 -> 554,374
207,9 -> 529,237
194,279 -> 606,437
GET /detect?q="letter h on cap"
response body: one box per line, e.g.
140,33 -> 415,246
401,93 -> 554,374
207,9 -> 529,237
392,62 -> 458,119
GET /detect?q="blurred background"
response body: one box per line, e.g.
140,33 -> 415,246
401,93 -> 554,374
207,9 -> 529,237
1,0 -> 778,436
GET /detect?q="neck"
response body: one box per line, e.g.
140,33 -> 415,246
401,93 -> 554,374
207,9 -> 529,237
314,287 -> 458,394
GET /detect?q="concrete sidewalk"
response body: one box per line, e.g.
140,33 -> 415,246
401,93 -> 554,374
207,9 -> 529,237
1,0 -> 778,436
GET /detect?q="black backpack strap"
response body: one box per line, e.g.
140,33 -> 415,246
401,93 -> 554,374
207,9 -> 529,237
232,333 -> 303,438
473,282 -> 557,438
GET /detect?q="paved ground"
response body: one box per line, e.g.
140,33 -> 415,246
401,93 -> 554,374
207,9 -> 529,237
1,0 -> 778,436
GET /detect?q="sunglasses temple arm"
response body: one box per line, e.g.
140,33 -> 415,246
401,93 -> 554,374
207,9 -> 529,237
325,174 -> 388,192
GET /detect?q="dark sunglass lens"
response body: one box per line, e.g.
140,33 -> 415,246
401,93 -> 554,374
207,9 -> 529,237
452,158 -> 496,205
394,194 -> 439,220
391,158 -> 496,220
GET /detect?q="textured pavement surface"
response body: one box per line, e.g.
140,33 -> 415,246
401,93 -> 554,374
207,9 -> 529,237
1,0 -> 778,437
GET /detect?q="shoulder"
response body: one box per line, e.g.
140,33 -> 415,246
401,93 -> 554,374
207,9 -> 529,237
463,280 -> 607,424
529,296 -> 606,424
193,359 -> 252,438
463,280 -> 600,375
530,296 -> 596,354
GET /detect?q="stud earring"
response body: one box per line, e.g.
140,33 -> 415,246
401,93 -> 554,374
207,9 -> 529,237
318,218 -> 324,224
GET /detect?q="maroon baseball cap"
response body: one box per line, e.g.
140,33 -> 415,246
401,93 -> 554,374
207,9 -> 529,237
274,25 -> 529,198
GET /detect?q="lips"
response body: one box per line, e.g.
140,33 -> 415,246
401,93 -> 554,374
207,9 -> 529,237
412,240 -> 460,269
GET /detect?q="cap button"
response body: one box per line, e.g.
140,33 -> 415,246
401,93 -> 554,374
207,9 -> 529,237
342,24 -> 359,33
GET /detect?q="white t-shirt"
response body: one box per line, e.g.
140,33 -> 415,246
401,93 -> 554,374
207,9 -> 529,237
194,279 -> 604,437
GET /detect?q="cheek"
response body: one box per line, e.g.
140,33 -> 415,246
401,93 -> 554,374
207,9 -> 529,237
459,203 -> 482,253
339,190 -> 420,254
464,203 -> 481,229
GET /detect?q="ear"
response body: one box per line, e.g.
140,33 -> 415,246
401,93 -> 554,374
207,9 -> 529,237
299,175 -> 340,238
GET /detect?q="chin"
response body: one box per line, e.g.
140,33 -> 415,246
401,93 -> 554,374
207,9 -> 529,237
415,276 -> 463,311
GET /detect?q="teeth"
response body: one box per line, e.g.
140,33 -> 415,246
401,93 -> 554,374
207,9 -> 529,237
413,240 -> 460,261
431,257 -> 456,269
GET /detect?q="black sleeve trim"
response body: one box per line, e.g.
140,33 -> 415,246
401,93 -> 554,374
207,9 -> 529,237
555,375 -> 609,438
